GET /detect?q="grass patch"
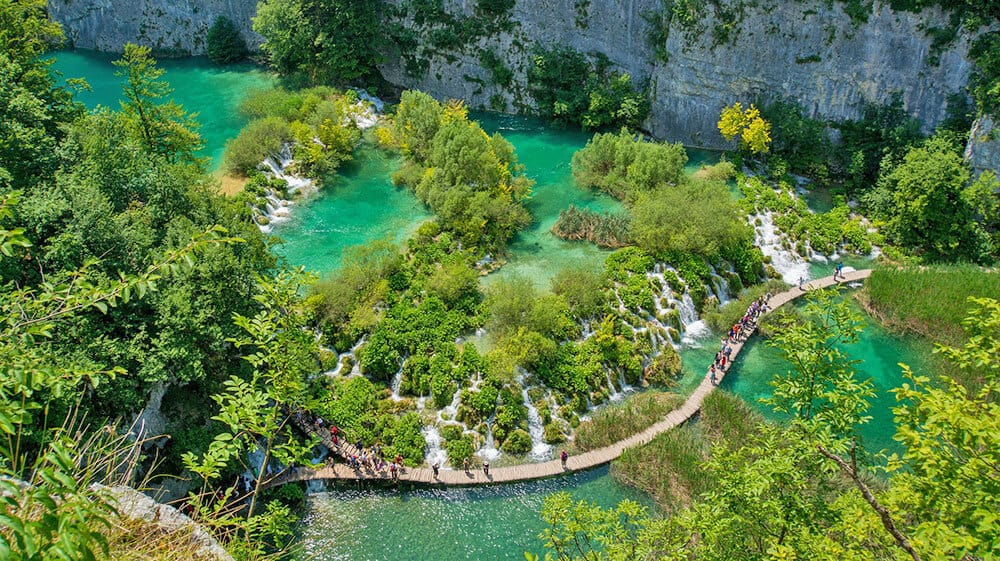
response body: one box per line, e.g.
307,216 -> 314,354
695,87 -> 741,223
611,391 -> 762,511
572,392 -> 683,452
861,264 -> 1000,346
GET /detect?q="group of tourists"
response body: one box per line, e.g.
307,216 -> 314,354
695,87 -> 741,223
709,292 -> 771,385
347,443 -> 406,480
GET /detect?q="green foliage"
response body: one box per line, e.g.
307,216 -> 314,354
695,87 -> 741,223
529,493 -> 650,561
863,264 -> 1000,347
253,0 -> 382,84
501,428 -> 532,454
222,116 -> 292,175
445,435 -> 474,465
385,92 -> 534,253
571,129 -> 687,204
760,100 -> 832,180
573,392 -> 683,452
888,298 -> 1000,559
969,31 -> 1000,116
835,96 -> 923,195
551,267 -> 608,319
765,289 -> 874,439
206,16 -> 248,64
114,44 -> 203,164
527,46 -> 649,130
868,135 -> 998,263
551,205 -> 631,248
631,178 -> 751,257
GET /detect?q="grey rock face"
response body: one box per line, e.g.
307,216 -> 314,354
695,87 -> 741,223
966,117 -> 1000,177
48,0 -> 261,55
49,0 -> 981,148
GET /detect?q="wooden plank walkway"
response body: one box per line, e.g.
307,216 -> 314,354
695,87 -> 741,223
274,269 -> 872,487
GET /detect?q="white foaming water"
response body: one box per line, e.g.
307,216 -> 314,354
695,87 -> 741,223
255,143 -> 316,233
476,420 -> 502,462
516,370 -> 552,461
753,211 -> 811,285
325,336 -> 366,378
389,357 -> 406,401
422,426 -> 449,467
605,370 -> 622,402
436,388 -> 462,423
305,480 -> 327,494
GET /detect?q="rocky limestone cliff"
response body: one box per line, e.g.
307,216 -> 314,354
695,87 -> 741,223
966,117 -> 1000,177
48,0 -> 994,173
48,0 -> 260,55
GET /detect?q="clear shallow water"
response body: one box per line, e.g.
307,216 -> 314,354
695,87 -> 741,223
271,147 -> 432,271
298,466 -> 650,561
51,50 -> 275,168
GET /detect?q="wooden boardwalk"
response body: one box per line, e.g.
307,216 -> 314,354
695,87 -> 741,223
275,269 -> 872,487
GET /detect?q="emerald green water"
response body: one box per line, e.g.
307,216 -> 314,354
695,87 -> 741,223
272,147 -> 432,271
716,297 -> 937,455
51,50 -> 275,168
298,466 -> 650,561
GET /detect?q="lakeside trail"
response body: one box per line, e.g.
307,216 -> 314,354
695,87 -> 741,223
274,269 -> 873,488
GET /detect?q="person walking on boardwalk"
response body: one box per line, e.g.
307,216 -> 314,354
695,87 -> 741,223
483,461 -> 489,476
834,262 -> 844,281
561,450 -> 568,467
709,364 -> 718,385
463,457 -> 470,472
432,463 -> 440,477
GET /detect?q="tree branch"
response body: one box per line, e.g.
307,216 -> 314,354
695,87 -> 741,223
817,444 -> 922,561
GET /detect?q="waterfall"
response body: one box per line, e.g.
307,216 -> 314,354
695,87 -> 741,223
389,356 -> 406,401
604,370 -> 623,402
476,413 -> 502,462
325,336 -> 366,378
516,370 -> 552,461
752,211 -> 810,284
436,388 -> 462,423
422,426 -> 449,467
253,143 -> 317,233
305,480 -> 327,494
678,291 -> 710,344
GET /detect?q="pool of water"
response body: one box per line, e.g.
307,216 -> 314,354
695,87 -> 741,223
716,296 -> 937,455
297,466 -> 650,561
51,50 -> 275,168
271,146 -> 432,271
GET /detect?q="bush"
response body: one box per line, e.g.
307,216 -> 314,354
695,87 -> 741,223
222,117 -> 291,175
543,422 -> 565,444
446,435 -> 475,465
206,16 -> 248,64
527,46 -> 648,130
501,429 -> 532,454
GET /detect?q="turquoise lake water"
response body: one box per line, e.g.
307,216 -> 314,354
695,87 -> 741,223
51,50 -> 275,168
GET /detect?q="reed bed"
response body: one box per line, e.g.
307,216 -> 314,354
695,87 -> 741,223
572,392 -> 683,452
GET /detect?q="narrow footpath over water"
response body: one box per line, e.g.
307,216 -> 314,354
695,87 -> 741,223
276,269 -> 873,487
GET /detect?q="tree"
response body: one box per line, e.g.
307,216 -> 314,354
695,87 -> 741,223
113,44 -> 203,163
887,297 -> 1000,560
876,135 -> 996,262
630,179 -> 750,257
253,0 -> 383,83
718,102 -> 772,154
206,16 -> 248,64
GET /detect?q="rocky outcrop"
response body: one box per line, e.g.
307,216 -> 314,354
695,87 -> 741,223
48,0 -> 260,55
966,117 -> 1000,176
104,484 -> 234,561
48,0 -> 986,152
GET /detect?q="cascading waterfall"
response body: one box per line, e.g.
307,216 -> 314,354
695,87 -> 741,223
516,370 -> 553,461
604,370 -> 622,401
436,388 -> 462,423
678,291 -> 710,345
752,211 -> 810,284
389,356 -> 407,401
422,426 -> 449,467
254,144 -> 317,233
476,412 -> 502,462
325,336 -> 366,378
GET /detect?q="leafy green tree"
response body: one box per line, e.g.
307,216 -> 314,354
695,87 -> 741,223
874,135 -> 996,262
206,16 -> 248,64
253,0 -> 383,83
887,297 -> 1000,559
528,46 -> 648,131
114,44 -> 203,163
629,179 -> 750,257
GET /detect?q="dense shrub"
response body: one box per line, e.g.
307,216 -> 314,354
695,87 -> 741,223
206,16 -> 248,64
528,46 -> 648,130
222,116 -> 291,175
